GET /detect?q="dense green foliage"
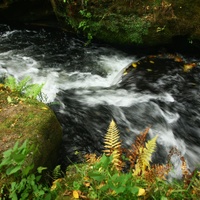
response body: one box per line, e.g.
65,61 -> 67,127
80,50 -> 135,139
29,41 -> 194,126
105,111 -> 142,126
51,0 -> 151,44
0,141 -> 52,199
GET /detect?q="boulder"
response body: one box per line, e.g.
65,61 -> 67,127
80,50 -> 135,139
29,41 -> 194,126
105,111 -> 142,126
0,86 -> 62,188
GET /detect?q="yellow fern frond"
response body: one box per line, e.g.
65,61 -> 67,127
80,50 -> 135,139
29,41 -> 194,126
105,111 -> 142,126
111,149 -> 124,171
104,119 -> 123,171
128,127 -> 150,169
104,120 -> 121,156
133,135 -> 158,176
141,135 -> 158,168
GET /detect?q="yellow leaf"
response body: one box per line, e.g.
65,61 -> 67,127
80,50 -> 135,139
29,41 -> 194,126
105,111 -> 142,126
132,63 -> 137,68
138,188 -> 146,196
183,63 -> 196,72
50,178 -> 62,191
41,107 -> 48,110
150,60 -> 154,64
123,70 -> 128,75
73,190 -> 79,199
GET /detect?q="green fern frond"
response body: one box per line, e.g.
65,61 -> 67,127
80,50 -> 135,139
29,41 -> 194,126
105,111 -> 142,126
133,135 -> 158,176
52,165 -> 62,180
17,76 -> 31,92
25,83 -> 44,99
5,76 -> 17,91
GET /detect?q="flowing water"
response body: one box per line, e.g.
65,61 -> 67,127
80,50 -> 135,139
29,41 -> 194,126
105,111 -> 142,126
0,24 -> 200,179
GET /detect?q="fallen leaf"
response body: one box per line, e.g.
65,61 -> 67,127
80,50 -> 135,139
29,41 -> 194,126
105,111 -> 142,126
183,63 -> 197,72
138,188 -> 146,196
132,63 -> 137,68
73,190 -> 79,199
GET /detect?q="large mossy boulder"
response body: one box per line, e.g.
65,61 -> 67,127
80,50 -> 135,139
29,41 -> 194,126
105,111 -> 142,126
0,85 -> 62,188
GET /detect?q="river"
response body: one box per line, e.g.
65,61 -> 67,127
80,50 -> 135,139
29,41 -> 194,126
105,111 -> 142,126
0,24 -> 200,179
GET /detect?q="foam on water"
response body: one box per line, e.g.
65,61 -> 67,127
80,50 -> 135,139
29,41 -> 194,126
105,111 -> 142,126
1,26 -> 200,178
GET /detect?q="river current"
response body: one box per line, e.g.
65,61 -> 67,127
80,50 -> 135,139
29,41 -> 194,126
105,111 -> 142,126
0,24 -> 200,179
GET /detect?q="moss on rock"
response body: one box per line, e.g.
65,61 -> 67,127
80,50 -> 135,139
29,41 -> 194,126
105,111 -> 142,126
0,85 -> 62,189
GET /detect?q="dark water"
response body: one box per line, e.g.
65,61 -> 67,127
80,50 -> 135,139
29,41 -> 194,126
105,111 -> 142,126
0,24 -> 200,179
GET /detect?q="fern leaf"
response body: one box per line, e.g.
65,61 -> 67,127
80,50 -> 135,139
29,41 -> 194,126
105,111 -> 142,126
104,120 -> 123,171
17,76 -> 31,92
144,164 -> 171,183
25,83 -> 44,99
128,127 -> 150,169
5,76 -> 17,91
85,154 -> 100,164
133,135 -> 158,176
142,135 -> 158,167
104,119 -> 121,156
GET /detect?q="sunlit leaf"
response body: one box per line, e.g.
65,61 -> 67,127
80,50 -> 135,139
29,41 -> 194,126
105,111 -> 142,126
183,63 -> 197,72
73,190 -> 79,199
7,96 -> 12,103
137,188 -> 146,196
132,63 -> 137,68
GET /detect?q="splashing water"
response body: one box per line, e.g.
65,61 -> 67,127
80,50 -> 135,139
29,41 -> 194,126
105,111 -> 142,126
1,24 -> 200,179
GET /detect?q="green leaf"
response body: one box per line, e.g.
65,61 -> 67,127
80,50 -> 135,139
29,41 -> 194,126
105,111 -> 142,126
94,153 -> 112,170
88,171 -> 106,182
6,165 -> 21,175
7,96 -> 12,103
130,186 -> 139,195
22,164 -> 34,176
114,186 -> 125,194
37,166 -> 47,174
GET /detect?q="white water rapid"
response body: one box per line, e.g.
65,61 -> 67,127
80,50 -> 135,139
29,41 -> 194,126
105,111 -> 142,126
1,24 -> 200,179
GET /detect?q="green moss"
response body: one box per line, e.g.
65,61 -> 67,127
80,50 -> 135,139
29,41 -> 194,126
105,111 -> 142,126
0,86 -> 62,191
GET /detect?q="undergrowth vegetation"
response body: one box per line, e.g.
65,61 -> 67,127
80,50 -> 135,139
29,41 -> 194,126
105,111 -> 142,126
1,102 -> 200,198
50,0 -> 151,44
52,120 -> 200,199
0,140 -> 52,200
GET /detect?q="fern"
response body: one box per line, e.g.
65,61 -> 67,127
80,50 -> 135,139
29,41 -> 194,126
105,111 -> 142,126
144,164 -> 171,183
25,83 -> 44,99
85,153 -> 100,164
52,165 -> 62,180
133,135 -> 158,176
5,76 -> 17,90
128,127 -> 150,169
104,120 -> 123,171
17,76 -> 31,92
104,120 -> 121,156
4,76 -> 44,99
